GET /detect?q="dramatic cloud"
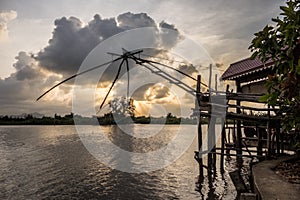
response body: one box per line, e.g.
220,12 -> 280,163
0,52 -> 71,115
144,84 -> 171,101
178,64 -> 197,76
36,12 -> 179,78
131,83 -> 171,102
0,12 -> 182,115
13,52 -> 40,81
36,16 -> 100,75
0,10 -> 17,42
117,12 -> 156,29
158,21 -> 181,49
0,1 -> 287,116
131,84 -> 153,101
89,14 -> 123,39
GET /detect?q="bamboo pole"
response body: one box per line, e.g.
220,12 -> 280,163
196,75 -> 203,179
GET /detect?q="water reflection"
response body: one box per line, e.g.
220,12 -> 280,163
106,124 -> 177,153
195,151 -> 238,199
0,125 -> 238,199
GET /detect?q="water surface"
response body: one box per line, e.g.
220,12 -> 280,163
0,125 -> 237,199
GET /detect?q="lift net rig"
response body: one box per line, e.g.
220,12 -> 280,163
36,49 -> 208,114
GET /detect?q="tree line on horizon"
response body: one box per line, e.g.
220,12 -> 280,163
0,112 -> 197,125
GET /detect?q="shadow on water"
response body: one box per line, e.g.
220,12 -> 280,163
103,125 -> 177,199
196,172 -> 222,200
43,125 -> 173,200
195,154 -> 257,200
106,124 -> 176,153
194,156 -> 241,200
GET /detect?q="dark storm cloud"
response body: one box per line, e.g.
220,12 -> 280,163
36,12 -> 179,78
117,12 -> 156,29
36,16 -> 101,75
158,21 -> 181,49
159,21 -> 177,31
0,51 -> 74,116
0,52 -> 60,102
15,65 -> 40,81
178,64 -> 197,76
88,14 -> 123,39
13,51 -> 33,70
1,12 -> 180,115
13,52 -> 40,80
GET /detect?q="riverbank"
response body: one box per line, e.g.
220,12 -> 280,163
252,156 -> 300,200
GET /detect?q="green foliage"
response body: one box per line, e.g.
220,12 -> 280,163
249,0 -> 300,150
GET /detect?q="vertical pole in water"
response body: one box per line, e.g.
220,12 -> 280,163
207,64 -> 216,173
236,81 -> 243,167
220,84 -> 229,173
196,75 -> 203,179
212,117 -> 217,172
220,125 -> 226,173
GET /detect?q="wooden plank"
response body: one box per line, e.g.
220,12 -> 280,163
229,170 -> 248,193
226,112 -> 279,122
227,104 -> 279,112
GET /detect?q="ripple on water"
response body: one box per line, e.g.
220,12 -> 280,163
0,125 -> 238,199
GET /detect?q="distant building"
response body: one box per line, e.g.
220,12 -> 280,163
221,57 -> 274,94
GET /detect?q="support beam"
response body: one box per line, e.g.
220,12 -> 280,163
236,80 -> 243,167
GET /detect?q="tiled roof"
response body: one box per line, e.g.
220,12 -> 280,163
221,57 -> 274,81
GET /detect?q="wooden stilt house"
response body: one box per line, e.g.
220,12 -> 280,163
221,57 -> 275,94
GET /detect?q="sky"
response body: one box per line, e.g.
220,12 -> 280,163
0,0 -> 285,117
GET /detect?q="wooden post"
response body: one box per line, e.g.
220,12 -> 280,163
209,117 -> 216,172
220,84 -> 230,173
279,124 -> 284,154
233,119 -> 236,144
196,75 -> 203,178
267,105 -> 272,156
276,123 -> 281,154
257,124 -> 263,157
207,64 -> 215,173
220,125 -> 226,173
236,80 -> 243,166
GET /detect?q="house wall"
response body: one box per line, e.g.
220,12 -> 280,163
241,80 -> 267,94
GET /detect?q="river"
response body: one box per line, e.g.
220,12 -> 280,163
0,125 -> 238,199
